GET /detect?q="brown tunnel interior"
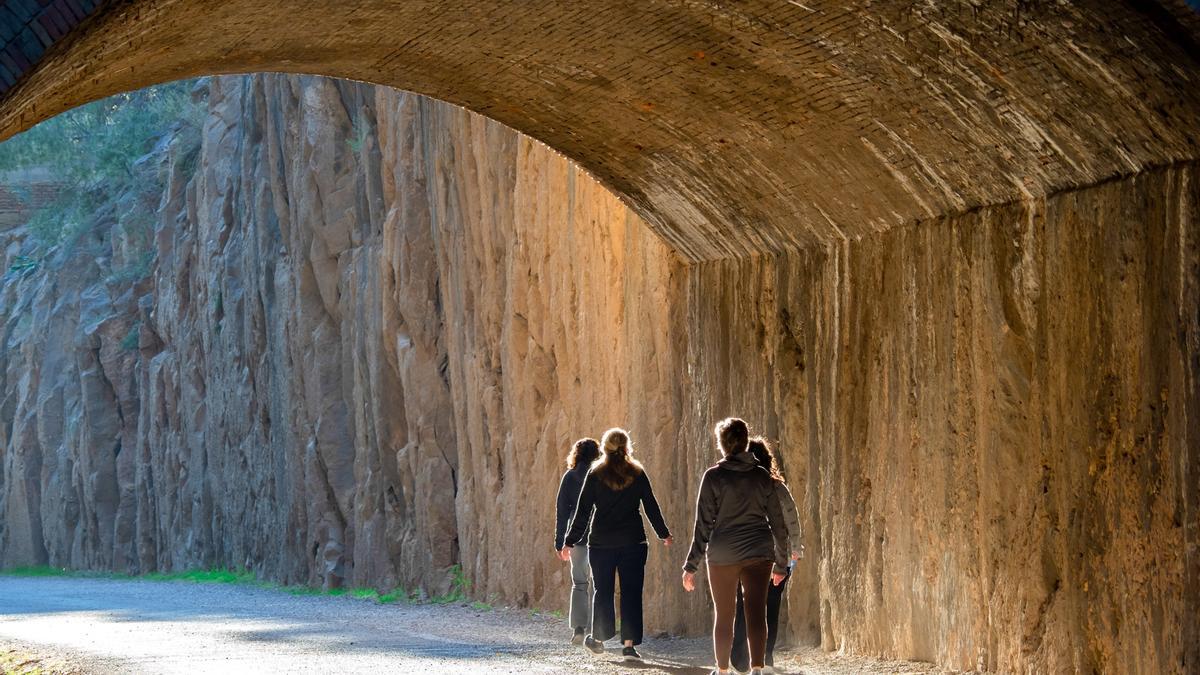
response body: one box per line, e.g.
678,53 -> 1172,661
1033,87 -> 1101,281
0,2 -> 1197,673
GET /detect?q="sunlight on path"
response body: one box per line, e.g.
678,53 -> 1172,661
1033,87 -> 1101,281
0,576 -> 953,674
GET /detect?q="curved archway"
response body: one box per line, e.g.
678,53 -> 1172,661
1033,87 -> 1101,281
0,3 -> 1198,673
0,0 -> 1198,260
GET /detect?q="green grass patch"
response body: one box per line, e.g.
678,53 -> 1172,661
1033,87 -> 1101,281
430,564 -> 470,604
1,565 -> 474,610
377,591 -> 404,604
141,568 -> 256,584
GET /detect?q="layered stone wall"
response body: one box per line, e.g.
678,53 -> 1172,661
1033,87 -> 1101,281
1,74 -> 1195,673
686,165 -> 1199,671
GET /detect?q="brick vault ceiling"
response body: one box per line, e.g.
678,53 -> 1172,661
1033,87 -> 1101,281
0,0 -> 1197,261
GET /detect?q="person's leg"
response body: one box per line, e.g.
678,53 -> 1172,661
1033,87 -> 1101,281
764,570 -> 789,666
588,547 -> 618,642
738,560 -> 774,669
730,583 -> 750,672
707,562 -> 741,671
616,543 -> 648,646
569,545 -> 592,633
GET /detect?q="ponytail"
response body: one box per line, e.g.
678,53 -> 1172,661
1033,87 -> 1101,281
591,427 -> 643,489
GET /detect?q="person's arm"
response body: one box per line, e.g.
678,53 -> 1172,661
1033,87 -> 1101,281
765,476 -> 790,574
776,481 -> 802,558
554,472 -> 576,551
639,472 -> 671,540
564,473 -> 596,548
683,470 -> 718,572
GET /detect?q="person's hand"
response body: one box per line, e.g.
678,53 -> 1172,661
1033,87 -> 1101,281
771,571 -> 786,586
790,550 -> 801,561
663,536 -> 674,547
681,571 -> 696,592
558,546 -> 572,562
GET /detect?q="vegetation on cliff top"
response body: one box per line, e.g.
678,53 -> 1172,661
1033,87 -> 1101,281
0,79 -> 204,272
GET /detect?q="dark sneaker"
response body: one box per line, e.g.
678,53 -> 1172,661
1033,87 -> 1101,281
571,627 -> 585,645
583,635 -> 604,655
622,646 -> 641,661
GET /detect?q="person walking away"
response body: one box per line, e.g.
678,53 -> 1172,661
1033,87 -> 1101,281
730,436 -> 803,674
555,437 -> 601,644
682,418 -> 789,675
564,427 -> 672,662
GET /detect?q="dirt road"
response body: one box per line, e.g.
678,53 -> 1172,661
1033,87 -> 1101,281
0,576 -> 949,674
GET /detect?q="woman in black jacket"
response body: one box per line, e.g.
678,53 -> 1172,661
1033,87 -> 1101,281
564,427 -> 672,662
682,418 -> 789,675
554,437 -> 601,645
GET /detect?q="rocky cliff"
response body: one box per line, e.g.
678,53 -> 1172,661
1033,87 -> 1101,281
1,74 -> 1196,673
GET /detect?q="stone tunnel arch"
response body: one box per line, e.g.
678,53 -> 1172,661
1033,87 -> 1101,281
0,0 -> 1198,261
0,2 -> 1198,674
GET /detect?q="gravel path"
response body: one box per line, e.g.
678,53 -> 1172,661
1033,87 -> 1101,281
0,576 -> 956,674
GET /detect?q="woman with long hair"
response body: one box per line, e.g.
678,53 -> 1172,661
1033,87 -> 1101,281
554,437 -> 601,644
564,427 -> 672,662
682,418 -> 789,675
729,436 -> 803,674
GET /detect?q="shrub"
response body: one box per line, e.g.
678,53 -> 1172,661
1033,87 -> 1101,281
6,255 -> 38,275
431,564 -> 470,604
120,321 -> 141,351
0,80 -> 204,253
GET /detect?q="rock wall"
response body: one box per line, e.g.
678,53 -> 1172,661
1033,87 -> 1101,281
1,74 -> 1196,673
686,165 -> 1199,672
0,74 -> 695,608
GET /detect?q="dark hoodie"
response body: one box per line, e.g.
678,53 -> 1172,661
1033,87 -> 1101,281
554,464 -> 590,550
683,450 -> 790,574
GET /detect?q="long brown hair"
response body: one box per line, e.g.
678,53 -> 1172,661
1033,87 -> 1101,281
590,427 -> 643,490
748,436 -> 784,484
567,437 -> 600,469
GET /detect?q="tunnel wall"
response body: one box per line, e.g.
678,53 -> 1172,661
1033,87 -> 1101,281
687,164 -> 1199,672
1,74 -> 1196,673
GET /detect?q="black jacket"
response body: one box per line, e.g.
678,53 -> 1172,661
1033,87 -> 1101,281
683,450 -> 789,574
565,469 -> 671,548
554,464 -> 589,550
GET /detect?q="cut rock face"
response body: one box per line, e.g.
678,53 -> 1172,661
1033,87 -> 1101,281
0,73 -> 1197,674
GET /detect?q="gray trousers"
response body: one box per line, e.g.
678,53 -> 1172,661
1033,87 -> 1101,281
569,544 -> 592,631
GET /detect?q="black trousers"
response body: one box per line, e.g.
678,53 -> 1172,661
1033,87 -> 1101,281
588,543 -> 648,645
731,568 -> 790,670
